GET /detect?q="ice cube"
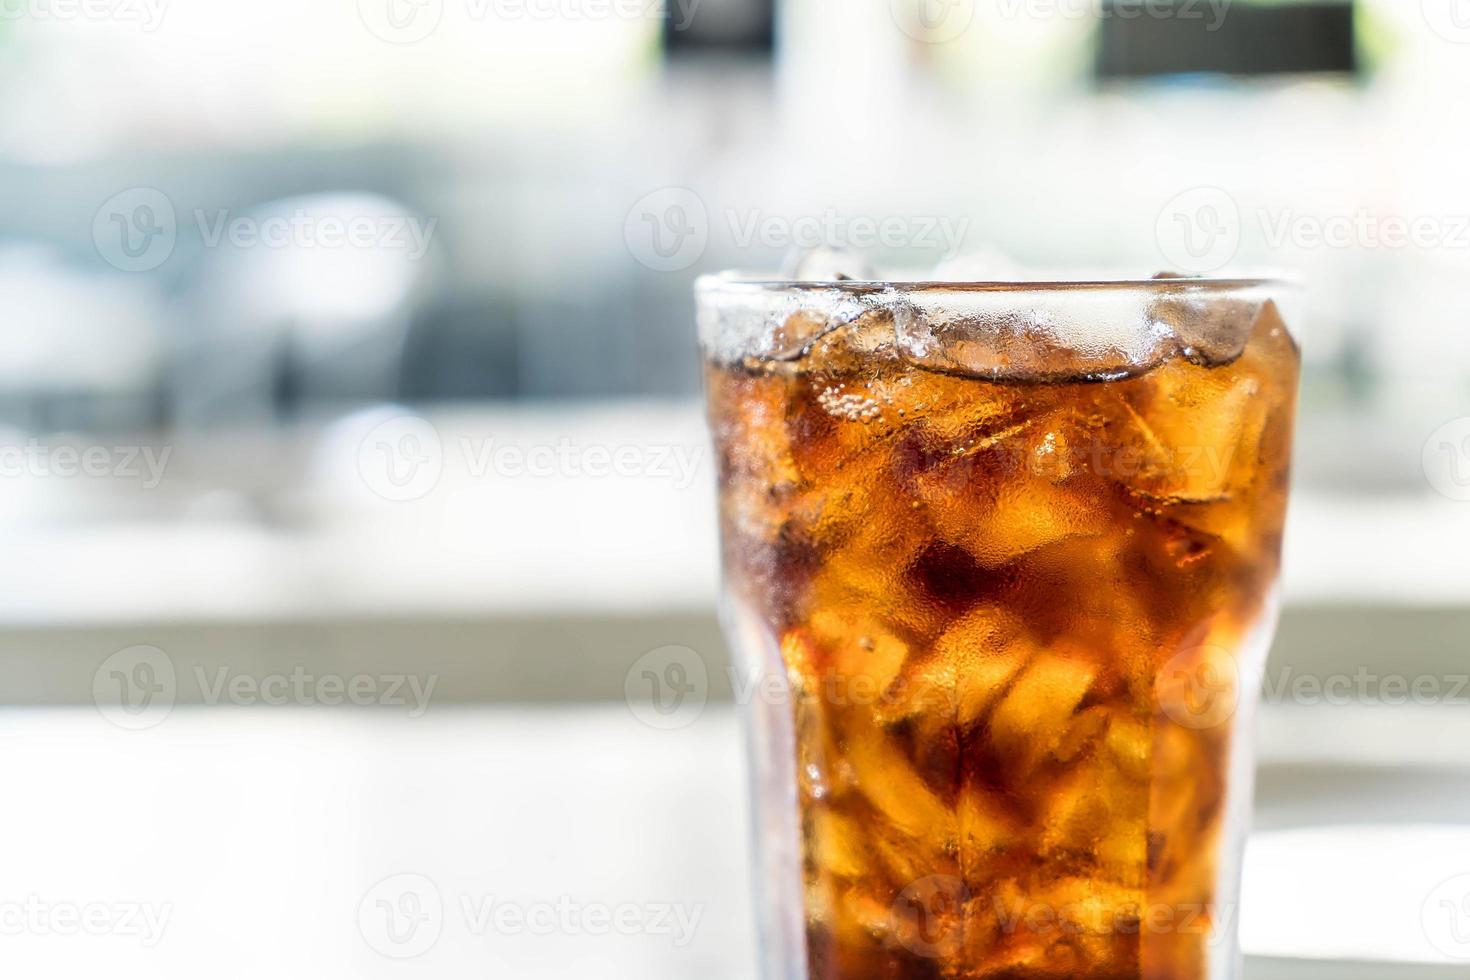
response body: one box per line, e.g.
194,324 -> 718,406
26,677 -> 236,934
1148,293 -> 1263,366
783,246 -> 876,283
808,606 -> 911,695
986,650 -> 1098,775
928,247 -> 1025,283
811,808 -> 867,880
930,606 -> 1030,727
893,289 -> 1169,384
844,719 -> 956,842
1104,362 -> 1267,505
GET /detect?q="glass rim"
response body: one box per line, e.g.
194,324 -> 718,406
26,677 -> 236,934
696,270 -> 1303,371
696,271 -> 1301,297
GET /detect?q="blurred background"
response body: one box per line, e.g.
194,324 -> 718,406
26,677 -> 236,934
3,0 -> 1470,977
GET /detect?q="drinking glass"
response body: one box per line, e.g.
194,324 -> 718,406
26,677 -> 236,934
699,275 -> 1300,980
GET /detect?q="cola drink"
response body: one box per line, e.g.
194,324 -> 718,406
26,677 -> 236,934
700,276 -> 1300,980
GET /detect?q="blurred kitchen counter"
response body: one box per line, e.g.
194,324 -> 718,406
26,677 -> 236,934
0,401 -> 1468,628
1,400 -> 1468,712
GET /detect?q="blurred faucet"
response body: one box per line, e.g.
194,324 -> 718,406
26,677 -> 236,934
171,192 -> 437,429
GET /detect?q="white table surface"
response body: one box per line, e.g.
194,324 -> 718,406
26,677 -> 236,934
4,704 -> 1468,979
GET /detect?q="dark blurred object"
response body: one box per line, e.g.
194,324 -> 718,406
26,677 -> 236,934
663,0 -> 773,57
1097,1 -> 1357,79
402,297 -> 520,401
173,194 -> 430,427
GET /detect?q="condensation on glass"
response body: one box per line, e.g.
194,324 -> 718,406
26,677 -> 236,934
699,276 -> 1301,980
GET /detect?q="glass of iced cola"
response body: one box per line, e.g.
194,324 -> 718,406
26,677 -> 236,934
699,274 -> 1300,980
